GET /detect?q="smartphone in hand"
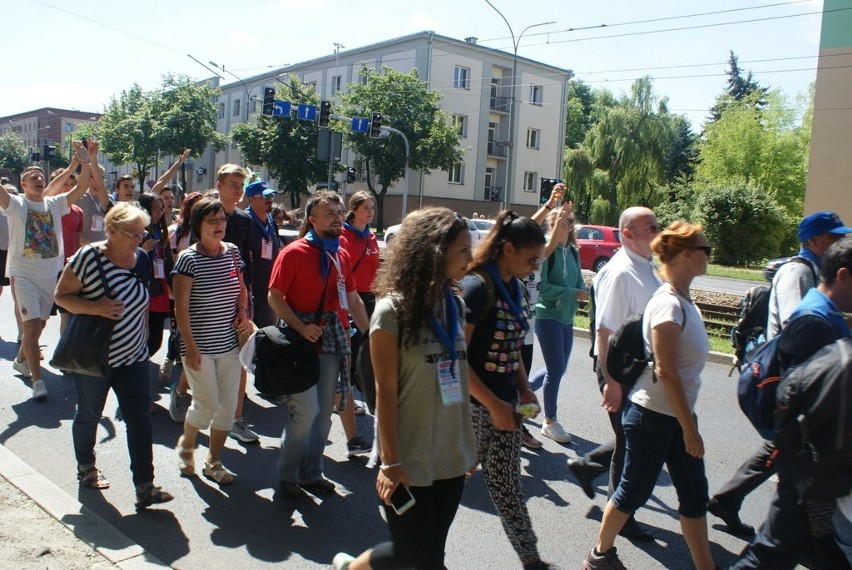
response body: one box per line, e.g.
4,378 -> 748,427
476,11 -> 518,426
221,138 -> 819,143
390,484 -> 416,515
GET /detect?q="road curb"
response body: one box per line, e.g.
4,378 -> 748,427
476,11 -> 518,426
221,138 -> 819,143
0,443 -> 167,568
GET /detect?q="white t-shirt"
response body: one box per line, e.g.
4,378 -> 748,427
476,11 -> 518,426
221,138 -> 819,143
592,247 -> 661,356
523,269 -> 540,346
766,259 -> 818,340
629,286 -> 710,417
0,194 -> 69,279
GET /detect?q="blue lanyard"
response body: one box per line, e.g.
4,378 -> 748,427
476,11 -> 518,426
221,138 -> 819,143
249,207 -> 274,240
430,286 -> 458,375
483,260 -> 529,331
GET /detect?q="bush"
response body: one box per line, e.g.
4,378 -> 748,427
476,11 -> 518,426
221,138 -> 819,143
695,183 -> 791,265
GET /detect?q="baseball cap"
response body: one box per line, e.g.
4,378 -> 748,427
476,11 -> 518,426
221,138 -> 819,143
797,211 -> 852,242
245,180 -> 276,198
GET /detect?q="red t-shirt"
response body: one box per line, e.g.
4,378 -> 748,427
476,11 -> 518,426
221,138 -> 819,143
340,227 -> 380,293
268,238 -> 355,324
61,204 -> 84,262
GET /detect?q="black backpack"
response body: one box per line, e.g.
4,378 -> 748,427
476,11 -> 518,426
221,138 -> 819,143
774,338 -> 852,502
730,256 -> 817,369
253,325 -> 320,397
606,298 -> 686,389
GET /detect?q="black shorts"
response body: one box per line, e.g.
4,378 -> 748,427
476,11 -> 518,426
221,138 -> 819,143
0,249 -> 8,286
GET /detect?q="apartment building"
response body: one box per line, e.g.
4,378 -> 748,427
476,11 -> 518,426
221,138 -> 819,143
202,31 -> 572,224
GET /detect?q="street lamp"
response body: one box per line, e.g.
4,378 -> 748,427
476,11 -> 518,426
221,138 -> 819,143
483,0 -> 554,211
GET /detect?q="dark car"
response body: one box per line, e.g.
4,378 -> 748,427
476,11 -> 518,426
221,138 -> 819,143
576,224 -> 621,272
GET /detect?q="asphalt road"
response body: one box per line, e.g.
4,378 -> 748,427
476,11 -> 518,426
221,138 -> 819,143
0,289 -> 787,569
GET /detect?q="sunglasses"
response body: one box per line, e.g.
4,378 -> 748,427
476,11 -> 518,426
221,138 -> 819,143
526,256 -> 543,267
689,246 -> 712,256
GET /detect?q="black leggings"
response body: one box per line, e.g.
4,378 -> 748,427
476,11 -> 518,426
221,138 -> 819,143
369,475 -> 466,570
147,311 -> 169,358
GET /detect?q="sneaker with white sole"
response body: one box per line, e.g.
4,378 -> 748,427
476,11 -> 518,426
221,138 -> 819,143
541,420 -> 572,444
13,359 -> 31,378
229,416 -> 259,442
582,547 -> 626,570
346,436 -> 372,456
169,386 -> 191,423
521,425 -> 543,449
332,552 -> 355,570
31,380 -> 47,401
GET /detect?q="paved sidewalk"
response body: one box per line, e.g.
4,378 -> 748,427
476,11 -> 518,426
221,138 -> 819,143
0,443 -> 166,569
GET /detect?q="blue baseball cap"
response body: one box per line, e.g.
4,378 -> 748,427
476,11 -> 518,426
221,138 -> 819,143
797,211 -> 852,242
244,180 -> 276,198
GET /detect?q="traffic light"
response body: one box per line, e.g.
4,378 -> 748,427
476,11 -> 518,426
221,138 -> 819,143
319,100 -> 331,128
370,112 -> 382,138
43,145 -> 57,161
262,87 -> 275,116
31,152 -> 40,162
346,167 -> 356,184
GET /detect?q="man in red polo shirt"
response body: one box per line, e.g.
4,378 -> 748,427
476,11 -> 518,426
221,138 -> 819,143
268,190 -> 369,498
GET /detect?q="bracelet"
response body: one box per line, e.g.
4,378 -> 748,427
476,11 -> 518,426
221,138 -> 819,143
544,204 -> 553,210
380,462 -> 402,471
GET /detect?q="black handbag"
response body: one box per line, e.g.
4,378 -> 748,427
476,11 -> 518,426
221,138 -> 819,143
253,274 -> 327,397
50,246 -> 116,377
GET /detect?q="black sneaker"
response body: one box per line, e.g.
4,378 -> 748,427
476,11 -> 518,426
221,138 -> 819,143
347,436 -> 372,456
279,480 -> 306,499
708,497 -> 755,537
582,547 -> 626,570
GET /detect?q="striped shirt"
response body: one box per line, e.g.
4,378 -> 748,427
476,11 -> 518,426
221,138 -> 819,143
173,242 -> 242,355
68,245 -> 150,367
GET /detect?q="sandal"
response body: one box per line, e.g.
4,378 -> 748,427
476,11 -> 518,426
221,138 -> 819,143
176,435 -> 195,476
77,466 -> 110,489
202,461 -> 235,485
135,484 -> 174,509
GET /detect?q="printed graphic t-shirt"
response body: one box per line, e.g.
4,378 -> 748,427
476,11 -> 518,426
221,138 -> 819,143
0,194 -> 69,279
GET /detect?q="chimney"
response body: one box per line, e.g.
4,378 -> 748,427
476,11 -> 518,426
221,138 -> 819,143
464,36 -> 478,45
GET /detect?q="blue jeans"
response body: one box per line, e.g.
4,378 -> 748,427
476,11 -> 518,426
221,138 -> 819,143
277,353 -> 340,484
72,360 -> 154,487
612,403 -> 708,518
835,508 -> 852,565
528,318 -> 574,419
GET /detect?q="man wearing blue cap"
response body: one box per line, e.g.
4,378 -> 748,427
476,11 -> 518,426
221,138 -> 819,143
708,211 -> 852,538
244,180 -> 281,328
767,211 -> 852,340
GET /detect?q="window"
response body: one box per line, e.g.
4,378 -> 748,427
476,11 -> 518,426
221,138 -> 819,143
233,98 -> 241,117
530,84 -> 543,105
218,103 -> 225,119
331,75 -> 342,94
526,128 -> 540,149
452,114 -> 468,138
449,163 -> 464,184
523,171 -> 537,192
454,66 -> 470,89
250,99 -> 259,114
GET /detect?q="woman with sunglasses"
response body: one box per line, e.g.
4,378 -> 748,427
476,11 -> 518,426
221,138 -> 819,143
584,221 -> 715,570
461,210 -> 559,570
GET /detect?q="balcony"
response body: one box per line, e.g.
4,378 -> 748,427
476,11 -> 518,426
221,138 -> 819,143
484,186 -> 503,202
487,141 -> 508,158
489,96 -> 510,113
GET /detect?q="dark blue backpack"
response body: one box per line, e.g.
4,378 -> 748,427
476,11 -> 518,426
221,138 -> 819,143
737,309 -> 823,439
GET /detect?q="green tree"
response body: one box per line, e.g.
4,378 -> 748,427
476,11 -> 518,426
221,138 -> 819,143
152,74 -> 227,191
231,75 -> 328,209
337,66 -> 465,231
666,115 -> 697,183
0,131 -> 32,178
708,51 -> 769,122
564,80 -> 595,148
98,84 -> 160,191
696,183 -> 789,265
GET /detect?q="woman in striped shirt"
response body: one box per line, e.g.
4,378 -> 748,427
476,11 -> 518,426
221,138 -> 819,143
55,202 -> 174,509
173,198 -> 251,486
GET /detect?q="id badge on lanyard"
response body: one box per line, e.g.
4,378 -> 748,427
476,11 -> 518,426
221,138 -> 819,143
327,252 -> 348,310
91,215 -> 104,232
437,358 -> 462,405
261,238 -> 273,260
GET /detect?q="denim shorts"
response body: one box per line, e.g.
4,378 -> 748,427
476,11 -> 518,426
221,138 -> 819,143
611,402 -> 709,518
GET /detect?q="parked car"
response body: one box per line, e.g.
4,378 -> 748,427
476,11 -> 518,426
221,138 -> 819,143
576,224 -> 621,272
383,218 -> 494,245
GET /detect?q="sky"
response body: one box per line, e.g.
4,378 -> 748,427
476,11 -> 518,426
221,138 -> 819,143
1,0 -> 825,129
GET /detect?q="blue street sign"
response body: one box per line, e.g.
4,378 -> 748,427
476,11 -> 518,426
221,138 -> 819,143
297,104 -> 317,121
351,117 -> 370,133
272,100 -> 291,117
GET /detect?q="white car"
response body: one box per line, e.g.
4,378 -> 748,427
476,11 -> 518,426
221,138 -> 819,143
383,218 -> 494,245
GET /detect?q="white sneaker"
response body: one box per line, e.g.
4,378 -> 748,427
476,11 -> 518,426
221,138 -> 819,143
332,553 -> 355,570
12,359 -> 31,378
32,380 -> 47,401
229,416 -> 259,443
541,420 -> 572,444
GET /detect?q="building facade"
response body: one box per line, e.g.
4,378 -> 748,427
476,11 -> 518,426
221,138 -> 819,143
200,31 -> 572,224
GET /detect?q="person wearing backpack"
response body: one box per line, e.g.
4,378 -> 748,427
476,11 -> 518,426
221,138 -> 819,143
569,206 -> 661,543
731,236 -> 852,570
710,212 -> 852,537
583,221 -> 716,570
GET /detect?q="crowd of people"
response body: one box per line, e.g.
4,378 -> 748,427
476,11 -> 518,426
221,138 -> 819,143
2,146 -> 852,569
